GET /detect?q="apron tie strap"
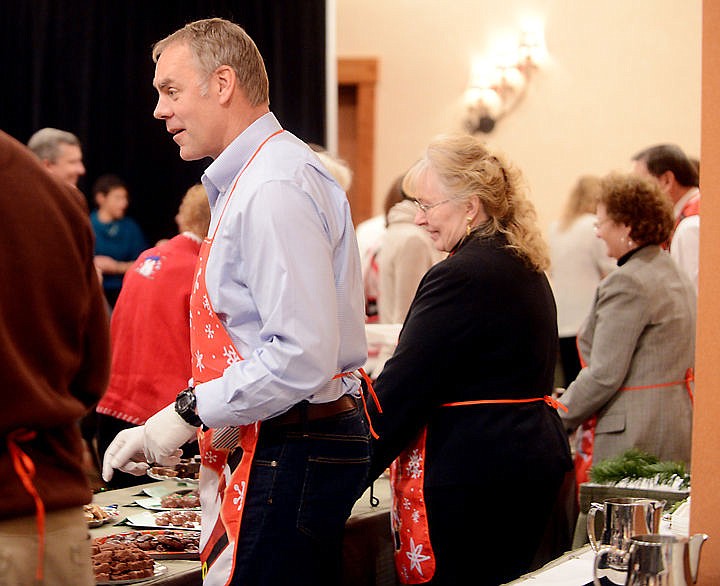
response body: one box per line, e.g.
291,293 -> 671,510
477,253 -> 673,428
334,368 -> 382,439
7,429 -> 45,583
620,368 -> 695,405
543,394 -> 569,412
442,395 -> 568,412
685,368 -> 695,405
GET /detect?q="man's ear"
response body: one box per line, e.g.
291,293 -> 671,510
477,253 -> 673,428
215,65 -> 236,104
658,170 -> 676,190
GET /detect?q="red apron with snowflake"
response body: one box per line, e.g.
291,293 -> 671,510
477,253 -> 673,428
390,429 -> 435,583
571,341 -> 695,485
188,128 -> 381,584
390,395 -> 566,583
190,130 -> 282,586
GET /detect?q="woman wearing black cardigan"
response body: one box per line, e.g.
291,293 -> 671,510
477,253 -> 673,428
367,134 -> 574,585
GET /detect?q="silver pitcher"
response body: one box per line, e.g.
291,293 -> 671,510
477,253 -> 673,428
587,497 -> 666,583
593,533 -> 708,586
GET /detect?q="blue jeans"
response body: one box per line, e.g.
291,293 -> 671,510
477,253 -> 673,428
228,404 -> 371,586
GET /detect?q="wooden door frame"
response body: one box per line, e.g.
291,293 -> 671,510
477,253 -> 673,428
338,57 -> 378,225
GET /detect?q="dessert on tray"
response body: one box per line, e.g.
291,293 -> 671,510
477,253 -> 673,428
147,457 -> 201,483
84,503 -> 119,527
96,530 -> 200,559
92,540 -> 158,583
134,489 -> 201,511
125,509 -> 201,531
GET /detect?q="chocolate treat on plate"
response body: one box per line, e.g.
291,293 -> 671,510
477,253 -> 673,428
92,541 -> 154,582
155,510 -> 201,528
159,490 -> 200,509
149,457 -> 201,481
174,459 -> 200,479
155,534 -> 185,551
150,465 -> 178,477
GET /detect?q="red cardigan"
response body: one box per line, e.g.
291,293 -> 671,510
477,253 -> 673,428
97,234 -> 201,424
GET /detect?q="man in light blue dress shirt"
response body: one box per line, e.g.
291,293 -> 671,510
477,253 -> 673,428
102,17 -> 371,586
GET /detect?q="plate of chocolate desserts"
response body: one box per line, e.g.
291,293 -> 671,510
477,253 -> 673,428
134,489 -> 200,512
146,457 -> 200,484
92,538 -> 167,584
96,530 -> 200,560
125,510 -> 201,531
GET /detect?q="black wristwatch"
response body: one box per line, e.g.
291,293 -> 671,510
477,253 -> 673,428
175,387 -> 203,427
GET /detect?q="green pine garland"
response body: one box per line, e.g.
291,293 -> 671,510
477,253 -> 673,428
589,448 -> 690,489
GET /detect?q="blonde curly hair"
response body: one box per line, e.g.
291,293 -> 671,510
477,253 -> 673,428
403,134 -> 549,272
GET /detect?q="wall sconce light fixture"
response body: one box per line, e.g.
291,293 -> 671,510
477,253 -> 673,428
465,26 -> 546,134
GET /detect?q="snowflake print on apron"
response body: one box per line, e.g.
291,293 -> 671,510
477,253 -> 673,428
191,130 -> 283,586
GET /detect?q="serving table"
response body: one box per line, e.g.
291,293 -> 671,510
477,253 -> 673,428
91,475 -> 395,586
505,545 -> 596,585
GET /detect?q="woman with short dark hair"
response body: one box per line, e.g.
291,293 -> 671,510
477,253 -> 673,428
559,172 -> 695,485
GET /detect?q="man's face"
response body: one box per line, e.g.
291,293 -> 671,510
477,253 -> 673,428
153,43 -> 221,161
47,143 -> 85,186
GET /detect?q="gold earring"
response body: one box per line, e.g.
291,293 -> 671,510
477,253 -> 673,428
466,217 -> 473,237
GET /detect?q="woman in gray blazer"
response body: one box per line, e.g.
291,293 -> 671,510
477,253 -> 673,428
559,173 -> 696,484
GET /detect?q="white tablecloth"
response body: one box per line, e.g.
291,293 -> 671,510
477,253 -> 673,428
506,546 -> 595,585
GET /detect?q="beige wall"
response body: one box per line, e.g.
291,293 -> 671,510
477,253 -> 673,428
336,0 -> 701,233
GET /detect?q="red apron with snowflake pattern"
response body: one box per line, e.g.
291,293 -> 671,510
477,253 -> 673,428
190,130 -> 282,586
189,128 -> 382,584
390,395 -> 567,583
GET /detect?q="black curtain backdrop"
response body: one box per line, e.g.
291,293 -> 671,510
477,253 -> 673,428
0,1 -> 326,245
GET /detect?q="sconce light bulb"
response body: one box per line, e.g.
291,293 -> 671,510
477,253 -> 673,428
518,25 -> 546,66
477,116 -> 496,133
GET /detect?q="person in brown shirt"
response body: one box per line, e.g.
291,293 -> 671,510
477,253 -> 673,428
0,130 -> 110,585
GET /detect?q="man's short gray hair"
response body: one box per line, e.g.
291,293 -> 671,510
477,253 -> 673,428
27,128 -> 81,163
152,18 -> 269,107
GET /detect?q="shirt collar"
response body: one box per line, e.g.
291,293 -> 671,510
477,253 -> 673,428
180,231 -> 203,244
617,243 -> 651,266
673,187 -> 700,219
201,112 -> 282,208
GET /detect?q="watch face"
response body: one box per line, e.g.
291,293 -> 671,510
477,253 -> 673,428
177,391 -> 195,412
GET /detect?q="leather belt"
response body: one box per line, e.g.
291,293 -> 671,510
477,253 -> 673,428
264,395 -> 357,429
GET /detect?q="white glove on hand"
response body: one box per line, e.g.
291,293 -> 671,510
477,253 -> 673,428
143,402 -> 198,467
102,426 -> 151,482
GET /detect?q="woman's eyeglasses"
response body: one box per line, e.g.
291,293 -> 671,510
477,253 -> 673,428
411,198 -> 452,213
593,218 -> 611,231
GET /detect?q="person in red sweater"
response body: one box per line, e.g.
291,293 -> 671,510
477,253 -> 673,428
96,184 -> 210,487
0,130 -> 110,585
